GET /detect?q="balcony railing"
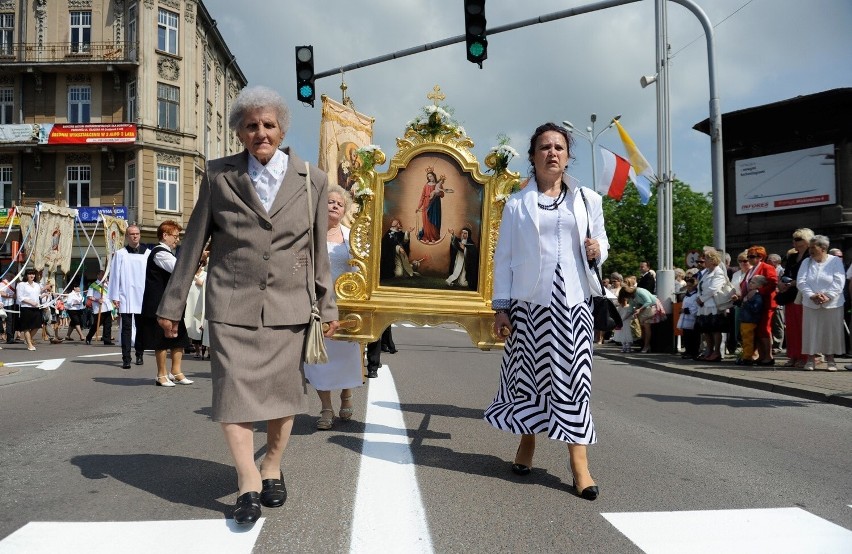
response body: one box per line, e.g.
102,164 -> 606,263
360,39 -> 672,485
0,41 -> 138,64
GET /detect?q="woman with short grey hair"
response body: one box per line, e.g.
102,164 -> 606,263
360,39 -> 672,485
779,228 -> 813,367
227,85 -> 291,135
797,235 -> 845,371
157,85 -> 339,525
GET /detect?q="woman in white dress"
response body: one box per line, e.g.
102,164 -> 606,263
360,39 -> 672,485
304,185 -> 363,430
797,235 -> 846,371
184,249 -> 209,359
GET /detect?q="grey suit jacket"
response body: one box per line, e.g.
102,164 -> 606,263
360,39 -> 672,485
157,148 -> 338,327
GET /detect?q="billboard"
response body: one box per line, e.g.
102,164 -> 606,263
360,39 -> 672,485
734,144 -> 835,214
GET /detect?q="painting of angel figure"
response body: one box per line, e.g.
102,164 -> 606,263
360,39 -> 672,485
381,152 -> 482,291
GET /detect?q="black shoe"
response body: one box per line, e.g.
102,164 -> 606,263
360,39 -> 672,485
381,346 -> 391,353
511,463 -> 531,476
735,359 -> 753,366
387,348 -> 398,354
757,359 -> 775,366
232,491 -> 262,525
573,481 -> 599,501
135,354 -> 144,365
367,368 -> 378,378
260,472 -> 287,507
103,341 -> 115,345
85,339 -> 91,345
122,362 -> 131,369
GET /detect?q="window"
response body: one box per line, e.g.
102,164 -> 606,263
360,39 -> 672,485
0,87 -> 12,124
157,8 -> 178,54
0,13 -> 13,56
157,83 -> 179,130
70,11 -> 91,54
67,165 -> 91,207
127,2 -> 137,59
127,80 -> 136,122
157,164 -> 179,211
0,166 -> 11,208
68,86 -> 91,123
125,162 -> 136,209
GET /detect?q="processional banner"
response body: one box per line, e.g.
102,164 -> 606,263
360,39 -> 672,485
102,215 -> 128,276
30,203 -> 77,274
318,96 -> 374,191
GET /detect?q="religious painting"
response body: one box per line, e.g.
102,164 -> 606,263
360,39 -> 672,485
380,152 -> 482,291
330,87 -> 521,350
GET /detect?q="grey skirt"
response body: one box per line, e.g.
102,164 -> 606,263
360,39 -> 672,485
209,321 -> 309,423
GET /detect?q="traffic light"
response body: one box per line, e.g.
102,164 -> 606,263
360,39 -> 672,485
295,45 -> 315,106
464,0 -> 487,67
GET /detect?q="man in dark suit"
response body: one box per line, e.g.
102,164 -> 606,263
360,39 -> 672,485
637,261 -> 656,293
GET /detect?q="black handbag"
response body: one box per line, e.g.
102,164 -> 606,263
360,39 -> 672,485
592,295 -> 622,332
579,189 -> 622,332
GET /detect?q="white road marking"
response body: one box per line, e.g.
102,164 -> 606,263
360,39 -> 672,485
4,358 -> 65,371
350,365 -> 433,553
77,353 -> 122,358
0,519 -> 264,553
603,507 -> 852,553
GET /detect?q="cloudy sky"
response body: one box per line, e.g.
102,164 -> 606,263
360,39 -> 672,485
203,0 -> 851,195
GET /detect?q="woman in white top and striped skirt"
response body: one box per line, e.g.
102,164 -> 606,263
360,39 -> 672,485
485,123 -> 609,501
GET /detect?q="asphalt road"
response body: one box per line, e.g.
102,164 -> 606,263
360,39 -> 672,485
0,325 -> 850,553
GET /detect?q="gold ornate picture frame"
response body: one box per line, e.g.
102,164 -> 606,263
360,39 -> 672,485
334,91 -> 519,350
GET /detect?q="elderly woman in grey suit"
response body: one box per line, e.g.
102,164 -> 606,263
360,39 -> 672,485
157,86 -> 339,525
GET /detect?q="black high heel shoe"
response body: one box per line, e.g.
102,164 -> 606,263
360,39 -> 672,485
260,472 -> 287,507
511,445 -> 532,476
572,481 -> 599,501
232,491 -> 262,525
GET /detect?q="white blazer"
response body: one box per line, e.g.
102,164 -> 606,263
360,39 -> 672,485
493,176 -> 609,306
697,264 -> 726,315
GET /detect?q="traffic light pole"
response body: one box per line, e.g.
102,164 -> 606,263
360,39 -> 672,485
311,0 -> 725,257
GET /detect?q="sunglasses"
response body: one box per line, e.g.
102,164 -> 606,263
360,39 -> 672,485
747,254 -> 759,258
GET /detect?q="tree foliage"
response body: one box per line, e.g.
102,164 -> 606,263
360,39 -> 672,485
601,179 -> 713,279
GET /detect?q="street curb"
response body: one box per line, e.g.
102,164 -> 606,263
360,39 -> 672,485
598,352 -> 852,409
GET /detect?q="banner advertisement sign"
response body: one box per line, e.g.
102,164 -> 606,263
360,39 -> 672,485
39,123 -> 137,145
0,124 -> 39,144
77,206 -> 128,223
0,208 -> 20,227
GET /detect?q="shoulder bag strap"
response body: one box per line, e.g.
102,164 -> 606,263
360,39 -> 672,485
304,162 -> 318,306
578,187 -> 606,294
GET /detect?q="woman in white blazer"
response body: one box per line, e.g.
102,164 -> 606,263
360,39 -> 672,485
484,123 -> 609,501
695,248 -> 728,361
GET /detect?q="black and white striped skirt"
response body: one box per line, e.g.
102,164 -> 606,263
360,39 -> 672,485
484,266 -> 597,444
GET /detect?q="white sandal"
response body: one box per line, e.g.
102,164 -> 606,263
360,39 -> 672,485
339,394 -> 354,421
317,408 -> 334,430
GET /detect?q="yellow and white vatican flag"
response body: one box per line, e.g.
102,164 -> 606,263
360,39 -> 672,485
318,96 -> 374,191
102,214 -> 128,277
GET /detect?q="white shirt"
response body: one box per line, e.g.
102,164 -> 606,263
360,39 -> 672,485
0,280 -> 14,307
152,242 -> 177,273
66,290 -> 84,310
247,149 -> 288,212
797,255 -> 846,309
108,246 -> 151,313
16,281 -> 41,308
536,190 -> 588,307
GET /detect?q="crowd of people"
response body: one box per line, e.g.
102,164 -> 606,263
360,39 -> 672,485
603,227 -> 849,371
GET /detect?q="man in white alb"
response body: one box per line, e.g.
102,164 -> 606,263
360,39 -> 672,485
108,225 -> 150,369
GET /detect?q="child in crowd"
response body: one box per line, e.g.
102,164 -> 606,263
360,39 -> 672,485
678,276 -> 701,359
615,288 -> 636,352
736,274 -> 767,366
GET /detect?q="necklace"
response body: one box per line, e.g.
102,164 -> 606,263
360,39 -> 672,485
537,183 -> 567,210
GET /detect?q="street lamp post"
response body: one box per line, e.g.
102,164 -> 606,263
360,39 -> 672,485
562,113 -> 621,192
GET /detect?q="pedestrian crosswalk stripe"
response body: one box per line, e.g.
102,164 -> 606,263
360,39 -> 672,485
350,365 -> 433,553
0,519 -> 264,553
602,507 -> 852,553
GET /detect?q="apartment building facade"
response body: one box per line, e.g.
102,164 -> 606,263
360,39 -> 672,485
0,0 -> 246,276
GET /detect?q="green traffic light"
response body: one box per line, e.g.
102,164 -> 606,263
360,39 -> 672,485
469,42 -> 485,58
299,84 -> 314,99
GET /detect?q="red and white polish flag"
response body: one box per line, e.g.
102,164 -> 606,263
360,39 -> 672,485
598,147 -> 637,201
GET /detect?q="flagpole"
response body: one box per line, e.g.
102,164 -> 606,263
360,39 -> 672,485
654,0 -> 675,315
562,114 -> 621,192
